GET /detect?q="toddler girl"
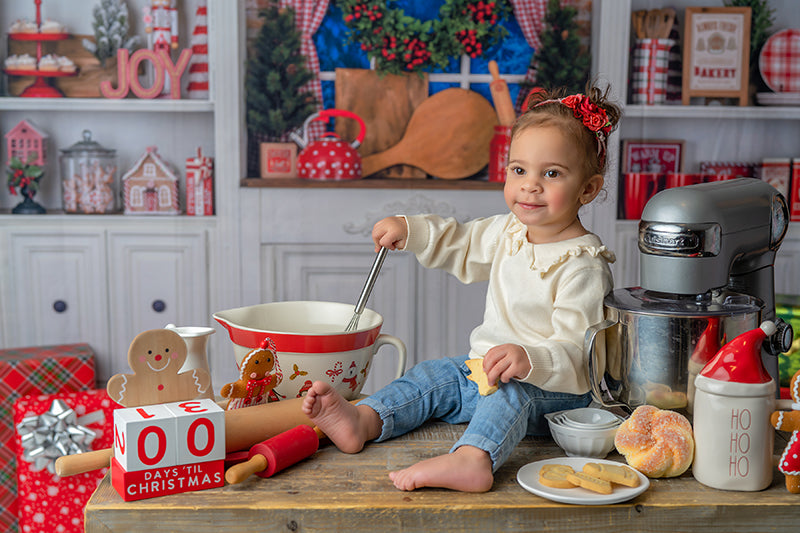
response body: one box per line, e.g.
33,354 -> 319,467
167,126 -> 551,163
302,84 -> 622,492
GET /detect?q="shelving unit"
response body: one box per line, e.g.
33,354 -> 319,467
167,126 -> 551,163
597,0 -> 800,290
0,0 -> 243,389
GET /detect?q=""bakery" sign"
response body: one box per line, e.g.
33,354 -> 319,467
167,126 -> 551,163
682,7 -> 751,106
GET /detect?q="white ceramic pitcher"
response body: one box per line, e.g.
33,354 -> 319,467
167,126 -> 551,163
165,324 -> 216,399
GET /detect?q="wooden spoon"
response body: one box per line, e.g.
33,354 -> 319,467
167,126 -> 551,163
361,88 -> 497,179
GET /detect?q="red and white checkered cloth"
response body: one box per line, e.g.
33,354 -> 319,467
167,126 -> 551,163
630,39 -> 674,104
759,29 -> 800,93
280,0 -> 329,141
511,0 -> 547,110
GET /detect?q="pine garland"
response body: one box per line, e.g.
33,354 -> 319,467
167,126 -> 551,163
82,0 -> 140,68
337,0 -> 512,75
245,3 -> 318,141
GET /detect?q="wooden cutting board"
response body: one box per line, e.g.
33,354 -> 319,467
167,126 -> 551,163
361,88 -> 498,179
335,68 -> 429,179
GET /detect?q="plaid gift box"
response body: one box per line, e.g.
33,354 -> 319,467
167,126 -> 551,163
0,345 -> 95,533
14,390 -> 118,533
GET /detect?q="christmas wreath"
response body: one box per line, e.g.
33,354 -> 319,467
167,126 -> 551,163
338,0 -> 512,75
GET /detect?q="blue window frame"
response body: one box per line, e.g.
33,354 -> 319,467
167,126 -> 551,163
314,1 -> 533,109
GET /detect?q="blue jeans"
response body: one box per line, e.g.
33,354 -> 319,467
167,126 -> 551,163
359,355 -> 591,471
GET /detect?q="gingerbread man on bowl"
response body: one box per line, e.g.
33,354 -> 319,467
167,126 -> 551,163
221,337 -> 283,410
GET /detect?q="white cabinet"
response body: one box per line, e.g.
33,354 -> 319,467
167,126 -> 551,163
0,217 -> 214,381
107,229 -> 209,372
0,1 -> 242,389
3,229 -> 108,354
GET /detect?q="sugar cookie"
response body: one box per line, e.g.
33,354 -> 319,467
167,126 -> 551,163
465,357 -> 497,396
538,464 -> 576,488
582,462 -> 640,487
565,471 -> 613,494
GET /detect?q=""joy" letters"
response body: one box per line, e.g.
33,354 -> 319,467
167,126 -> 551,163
100,48 -> 193,100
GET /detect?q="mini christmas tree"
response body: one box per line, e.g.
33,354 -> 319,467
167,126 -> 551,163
528,0 -> 590,93
725,0 -> 775,94
246,3 -> 317,141
82,0 -> 140,68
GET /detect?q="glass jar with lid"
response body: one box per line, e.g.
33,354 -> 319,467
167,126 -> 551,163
59,130 -> 119,213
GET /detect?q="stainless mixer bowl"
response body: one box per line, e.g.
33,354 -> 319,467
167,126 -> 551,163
585,287 -> 762,413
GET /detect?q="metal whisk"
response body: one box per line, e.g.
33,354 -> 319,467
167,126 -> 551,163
345,247 -> 388,332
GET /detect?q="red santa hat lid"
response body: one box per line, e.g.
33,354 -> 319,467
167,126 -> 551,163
699,321 -> 775,384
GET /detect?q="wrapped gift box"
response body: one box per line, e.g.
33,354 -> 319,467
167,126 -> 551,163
0,344 -> 95,533
14,390 -> 118,533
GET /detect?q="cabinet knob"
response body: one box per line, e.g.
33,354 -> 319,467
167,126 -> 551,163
152,300 -> 167,313
53,300 -> 68,313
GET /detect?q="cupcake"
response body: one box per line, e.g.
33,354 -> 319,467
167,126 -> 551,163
20,20 -> 38,33
9,19 -> 25,33
57,56 -> 77,73
15,54 -> 36,70
40,19 -> 65,33
38,54 -> 59,72
4,55 -> 19,70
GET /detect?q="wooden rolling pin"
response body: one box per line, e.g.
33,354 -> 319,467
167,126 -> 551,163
225,424 -> 322,484
55,396 -> 338,477
488,60 -> 516,127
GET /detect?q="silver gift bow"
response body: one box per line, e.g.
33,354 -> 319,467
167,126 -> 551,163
16,399 -> 98,474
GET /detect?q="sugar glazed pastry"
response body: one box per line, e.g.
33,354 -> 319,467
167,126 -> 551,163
614,405 -> 694,478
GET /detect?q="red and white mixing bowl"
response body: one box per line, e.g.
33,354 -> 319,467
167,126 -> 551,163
213,301 -> 406,401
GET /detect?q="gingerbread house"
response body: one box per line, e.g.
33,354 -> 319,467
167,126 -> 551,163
122,146 -> 180,215
5,119 -> 48,166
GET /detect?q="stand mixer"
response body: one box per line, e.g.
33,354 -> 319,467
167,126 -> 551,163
638,178 -> 793,391
586,178 -> 793,411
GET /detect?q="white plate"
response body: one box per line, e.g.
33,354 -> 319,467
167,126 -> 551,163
516,457 -> 650,505
756,92 -> 800,106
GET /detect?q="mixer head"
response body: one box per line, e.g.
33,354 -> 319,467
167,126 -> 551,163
638,178 -> 789,296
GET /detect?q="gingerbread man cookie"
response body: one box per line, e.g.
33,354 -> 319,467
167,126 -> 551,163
107,329 -> 211,407
221,338 -> 282,410
771,369 -> 800,493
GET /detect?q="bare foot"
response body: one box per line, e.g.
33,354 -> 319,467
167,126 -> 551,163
388,445 -> 494,492
301,380 -> 381,454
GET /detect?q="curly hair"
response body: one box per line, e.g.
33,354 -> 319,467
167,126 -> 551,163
512,82 -> 622,179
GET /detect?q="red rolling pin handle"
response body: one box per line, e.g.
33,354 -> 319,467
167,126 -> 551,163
250,424 -> 319,478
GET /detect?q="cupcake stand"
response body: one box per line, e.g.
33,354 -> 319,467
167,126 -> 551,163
3,0 -> 77,97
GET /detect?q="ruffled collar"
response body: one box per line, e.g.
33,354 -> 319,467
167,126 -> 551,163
504,215 -> 616,276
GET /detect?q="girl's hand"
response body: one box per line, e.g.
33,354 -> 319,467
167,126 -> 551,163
483,344 -> 531,386
372,216 -> 408,252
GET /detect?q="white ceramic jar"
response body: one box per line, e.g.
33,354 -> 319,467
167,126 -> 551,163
691,322 -> 777,491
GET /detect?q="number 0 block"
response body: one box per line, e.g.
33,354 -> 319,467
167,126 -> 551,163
164,399 -> 225,465
114,404 -> 176,472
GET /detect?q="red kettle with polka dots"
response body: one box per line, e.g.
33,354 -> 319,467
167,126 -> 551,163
293,109 -> 366,180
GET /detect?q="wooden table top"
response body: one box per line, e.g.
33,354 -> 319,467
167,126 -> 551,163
85,421 -> 798,532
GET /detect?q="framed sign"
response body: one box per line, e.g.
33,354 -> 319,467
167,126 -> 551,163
682,7 -> 751,106
622,139 -> 684,173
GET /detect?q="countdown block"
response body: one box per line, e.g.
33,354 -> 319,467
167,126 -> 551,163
113,398 -> 224,472
164,400 -> 225,465
111,458 -> 224,502
113,403 -> 175,472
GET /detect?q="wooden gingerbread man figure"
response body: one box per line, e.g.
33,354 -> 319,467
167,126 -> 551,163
221,338 -> 282,410
107,328 -> 211,407
771,368 -> 800,493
